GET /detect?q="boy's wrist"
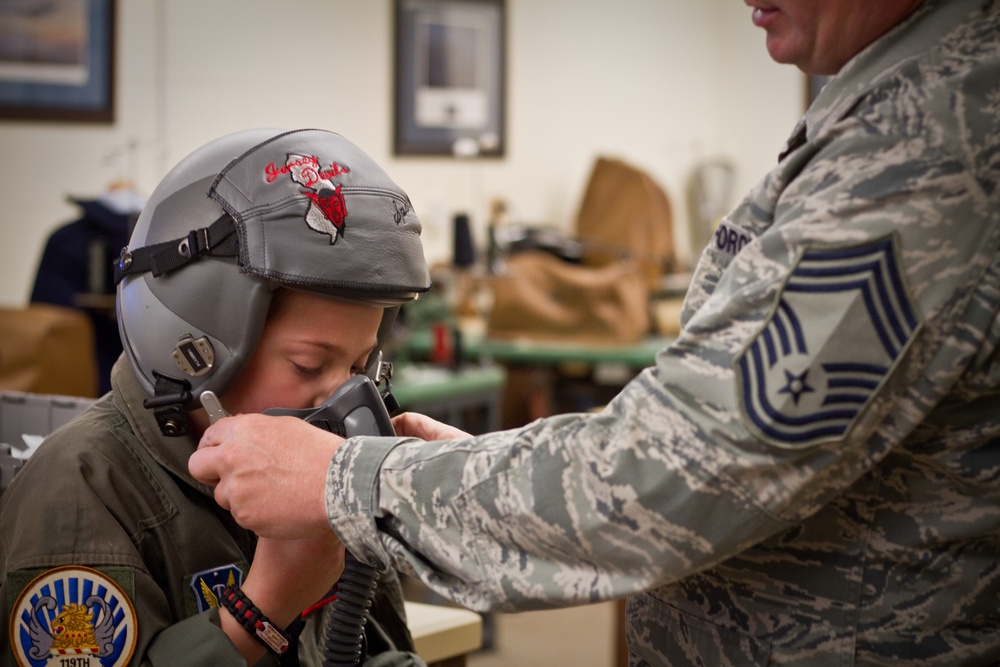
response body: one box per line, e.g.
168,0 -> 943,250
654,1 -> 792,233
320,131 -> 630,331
219,585 -> 292,655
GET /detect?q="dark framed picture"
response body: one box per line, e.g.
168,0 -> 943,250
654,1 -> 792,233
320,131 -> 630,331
393,0 -> 505,157
0,0 -> 115,123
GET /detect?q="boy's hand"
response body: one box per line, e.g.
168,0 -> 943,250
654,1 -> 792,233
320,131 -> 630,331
220,532 -> 345,664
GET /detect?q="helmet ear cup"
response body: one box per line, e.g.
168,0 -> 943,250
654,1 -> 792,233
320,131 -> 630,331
117,257 -> 272,399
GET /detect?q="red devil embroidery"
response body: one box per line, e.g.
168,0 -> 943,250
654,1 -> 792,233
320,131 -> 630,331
283,153 -> 350,244
303,187 -> 347,235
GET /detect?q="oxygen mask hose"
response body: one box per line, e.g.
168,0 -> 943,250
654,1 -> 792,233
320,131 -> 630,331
203,373 -> 397,667
324,552 -> 380,666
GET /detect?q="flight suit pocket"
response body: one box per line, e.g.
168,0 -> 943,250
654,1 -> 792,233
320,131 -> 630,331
625,593 -> 770,666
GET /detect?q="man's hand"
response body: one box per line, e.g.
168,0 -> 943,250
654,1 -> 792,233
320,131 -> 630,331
189,414 -> 342,538
391,412 -> 471,440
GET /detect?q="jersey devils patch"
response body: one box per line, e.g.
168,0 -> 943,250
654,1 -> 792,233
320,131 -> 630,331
735,235 -> 920,447
8,566 -> 138,667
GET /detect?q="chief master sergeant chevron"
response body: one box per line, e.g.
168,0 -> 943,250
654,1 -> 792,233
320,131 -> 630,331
190,0 -> 1000,664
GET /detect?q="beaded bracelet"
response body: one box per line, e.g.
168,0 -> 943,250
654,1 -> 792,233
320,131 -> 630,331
219,586 -> 291,655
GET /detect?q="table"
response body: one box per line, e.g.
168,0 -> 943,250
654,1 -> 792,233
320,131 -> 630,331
404,601 -> 483,667
401,328 -> 668,368
398,330 -> 671,427
391,363 -> 507,434
478,335 -> 667,368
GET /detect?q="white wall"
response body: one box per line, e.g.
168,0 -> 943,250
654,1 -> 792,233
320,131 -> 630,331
0,0 -> 801,306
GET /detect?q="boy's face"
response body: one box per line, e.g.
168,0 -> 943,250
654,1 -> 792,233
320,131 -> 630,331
220,289 -> 383,415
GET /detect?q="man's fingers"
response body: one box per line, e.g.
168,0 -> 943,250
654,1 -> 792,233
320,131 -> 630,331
188,441 -> 223,485
391,412 -> 471,440
189,417 -> 242,483
197,416 -> 232,449
212,477 -> 232,510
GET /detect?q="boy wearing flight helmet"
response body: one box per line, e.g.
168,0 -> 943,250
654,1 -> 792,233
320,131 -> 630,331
1,129 -> 430,667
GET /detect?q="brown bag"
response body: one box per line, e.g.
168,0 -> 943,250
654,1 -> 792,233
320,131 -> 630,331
487,251 -> 650,346
574,156 -> 675,290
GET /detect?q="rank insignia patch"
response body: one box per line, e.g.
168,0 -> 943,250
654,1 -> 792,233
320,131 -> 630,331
9,566 -> 138,667
735,236 -> 920,446
189,564 -> 243,613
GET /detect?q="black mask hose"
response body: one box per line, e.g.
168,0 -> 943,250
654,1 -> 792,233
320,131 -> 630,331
261,374 -> 396,667
323,552 -> 380,667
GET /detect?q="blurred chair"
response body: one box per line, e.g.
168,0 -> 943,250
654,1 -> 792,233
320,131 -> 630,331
30,187 -> 141,394
0,389 -> 96,494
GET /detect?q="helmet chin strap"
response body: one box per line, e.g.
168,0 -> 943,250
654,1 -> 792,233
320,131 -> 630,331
114,214 -> 239,285
143,371 -> 194,437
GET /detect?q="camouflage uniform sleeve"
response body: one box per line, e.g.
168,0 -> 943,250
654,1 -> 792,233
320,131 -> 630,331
327,20 -> 999,612
327,410 -> 789,614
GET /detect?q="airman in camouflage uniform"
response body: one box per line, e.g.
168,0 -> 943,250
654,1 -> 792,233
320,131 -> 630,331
192,0 -> 1000,664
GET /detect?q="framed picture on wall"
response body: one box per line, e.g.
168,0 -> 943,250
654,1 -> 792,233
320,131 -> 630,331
393,0 -> 505,157
0,0 -> 115,123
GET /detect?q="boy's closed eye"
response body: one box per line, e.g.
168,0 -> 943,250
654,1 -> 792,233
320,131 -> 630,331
293,362 -> 324,377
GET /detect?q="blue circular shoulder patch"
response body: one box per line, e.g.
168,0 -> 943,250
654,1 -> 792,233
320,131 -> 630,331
9,566 -> 138,667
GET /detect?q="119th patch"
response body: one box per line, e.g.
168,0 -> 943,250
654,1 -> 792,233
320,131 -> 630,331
735,235 -> 921,447
8,566 -> 137,667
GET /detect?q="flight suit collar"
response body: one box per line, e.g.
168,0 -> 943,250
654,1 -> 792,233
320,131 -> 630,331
110,355 -> 215,498
800,0 -> 983,147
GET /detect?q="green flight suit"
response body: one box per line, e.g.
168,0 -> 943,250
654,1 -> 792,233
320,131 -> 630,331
1,358 -> 423,667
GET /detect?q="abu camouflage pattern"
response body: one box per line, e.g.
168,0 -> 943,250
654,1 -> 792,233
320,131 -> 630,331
329,0 -> 1000,664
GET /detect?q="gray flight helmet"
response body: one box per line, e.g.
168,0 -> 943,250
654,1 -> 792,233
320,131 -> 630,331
116,128 -> 430,424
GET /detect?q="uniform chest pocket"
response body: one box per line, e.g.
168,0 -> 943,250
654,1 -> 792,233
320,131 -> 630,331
626,593 -> 771,666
